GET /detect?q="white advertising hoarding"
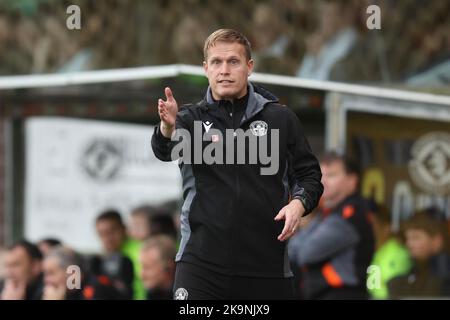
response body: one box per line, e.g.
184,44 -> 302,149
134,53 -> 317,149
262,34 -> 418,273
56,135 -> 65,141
24,117 -> 181,252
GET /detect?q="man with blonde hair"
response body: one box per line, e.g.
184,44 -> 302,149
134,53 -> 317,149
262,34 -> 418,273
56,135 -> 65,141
140,235 -> 176,300
152,28 -> 323,299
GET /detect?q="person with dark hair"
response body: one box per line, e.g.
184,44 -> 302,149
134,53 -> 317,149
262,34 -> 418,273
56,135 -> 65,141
133,205 -> 179,239
0,240 -> 44,300
152,28 -> 323,299
149,212 -> 178,242
93,209 -> 135,299
38,238 -> 62,256
129,205 -> 157,242
129,205 -> 179,242
388,211 -> 450,298
289,151 -> 375,299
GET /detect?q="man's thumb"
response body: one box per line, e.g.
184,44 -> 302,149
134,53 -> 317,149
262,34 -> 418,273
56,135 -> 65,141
165,87 -> 174,101
274,210 -> 285,221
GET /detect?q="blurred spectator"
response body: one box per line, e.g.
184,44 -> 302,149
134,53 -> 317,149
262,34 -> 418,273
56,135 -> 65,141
93,210 -> 135,299
368,204 -> 412,299
295,0 -> 359,81
129,205 -> 157,241
388,211 -> 450,298
42,246 -> 120,300
140,235 -> 176,300
130,204 -> 179,242
171,14 -> 209,65
149,211 -> 178,242
1,0 -> 449,82
0,240 -> 44,300
38,238 -> 62,256
251,3 -> 299,74
289,151 -> 375,299
288,208 -> 320,300
56,11 -> 102,73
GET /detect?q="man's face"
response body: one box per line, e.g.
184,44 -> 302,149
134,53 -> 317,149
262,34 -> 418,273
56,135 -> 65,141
405,229 -> 440,261
203,41 -> 254,100
140,248 -> 168,290
38,242 -> 52,257
96,220 -> 125,253
129,213 -> 150,241
43,257 -> 66,289
320,160 -> 356,208
319,3 -> 342,38
4,247 -> 40,285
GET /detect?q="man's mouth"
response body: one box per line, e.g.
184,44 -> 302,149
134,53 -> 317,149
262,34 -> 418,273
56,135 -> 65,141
218,80 -> 234,84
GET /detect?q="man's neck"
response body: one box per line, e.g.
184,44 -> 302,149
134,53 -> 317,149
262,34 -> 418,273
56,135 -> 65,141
161,276 -> 174,291
324,192 -> 356,210
212,86 -> 249,103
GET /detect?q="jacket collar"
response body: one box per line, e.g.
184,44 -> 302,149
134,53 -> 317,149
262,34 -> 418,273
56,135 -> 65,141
203,82 -> 279,125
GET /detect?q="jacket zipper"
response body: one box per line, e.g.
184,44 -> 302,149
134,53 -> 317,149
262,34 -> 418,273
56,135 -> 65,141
230,102 -> 239,276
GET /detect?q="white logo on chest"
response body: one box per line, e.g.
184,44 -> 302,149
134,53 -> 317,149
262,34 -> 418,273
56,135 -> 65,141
203,121 -> 213,133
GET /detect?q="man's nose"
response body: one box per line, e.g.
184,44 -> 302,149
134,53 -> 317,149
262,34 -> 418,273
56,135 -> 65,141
219,62 -> 230,74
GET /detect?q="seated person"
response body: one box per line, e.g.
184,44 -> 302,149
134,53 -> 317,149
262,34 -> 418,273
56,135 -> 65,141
1,240 -> 43,300
388,211 -> 450,298
140,235 -> 176,300
42,246 -> 122,300
93,210 -> 135,299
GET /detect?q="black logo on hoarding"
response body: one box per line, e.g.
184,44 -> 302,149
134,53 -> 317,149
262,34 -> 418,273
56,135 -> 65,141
81,140 -> 122,181
408,132 -> 450,194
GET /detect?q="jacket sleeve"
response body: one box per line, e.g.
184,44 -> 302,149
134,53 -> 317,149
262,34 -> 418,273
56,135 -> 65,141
151,107 -> 191,162
296,215 -> 360,266
286,108 -> 323,215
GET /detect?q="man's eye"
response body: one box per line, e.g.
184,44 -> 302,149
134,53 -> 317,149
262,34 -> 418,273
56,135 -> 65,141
230,59 -> 238,65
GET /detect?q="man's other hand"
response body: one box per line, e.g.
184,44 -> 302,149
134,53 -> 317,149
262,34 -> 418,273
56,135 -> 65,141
274,199 -> 305,241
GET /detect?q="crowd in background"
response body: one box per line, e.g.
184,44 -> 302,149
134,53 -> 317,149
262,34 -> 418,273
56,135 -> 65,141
289,152 -> 450,300
1,0 -> 450,86
0,151 -> 449,300
0,204 -> 180,300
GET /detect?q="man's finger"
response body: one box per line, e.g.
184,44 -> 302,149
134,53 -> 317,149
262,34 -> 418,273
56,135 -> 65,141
165,87 -> 174,102
291,217 -> 299,231
278,215 -> 292,241
274,208 -> 286,221
283,229 -> 297,241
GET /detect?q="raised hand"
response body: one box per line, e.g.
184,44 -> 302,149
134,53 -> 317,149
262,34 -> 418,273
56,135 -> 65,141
0,280 -> 26,300
158,87 -> 178,138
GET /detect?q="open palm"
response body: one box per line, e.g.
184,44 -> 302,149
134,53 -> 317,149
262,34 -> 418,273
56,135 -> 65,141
158,87 -> 178,128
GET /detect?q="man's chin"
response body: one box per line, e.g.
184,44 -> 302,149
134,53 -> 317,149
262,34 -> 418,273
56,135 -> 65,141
214,89 -> 238,100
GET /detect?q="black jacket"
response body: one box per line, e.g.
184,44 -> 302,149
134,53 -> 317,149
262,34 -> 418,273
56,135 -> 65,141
88,253 -> 135,299
151,83 -> 323,277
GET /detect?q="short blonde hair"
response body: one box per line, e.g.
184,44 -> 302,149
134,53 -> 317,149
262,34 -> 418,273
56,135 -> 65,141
203,28 -> 252,61
141,235 -> 176,264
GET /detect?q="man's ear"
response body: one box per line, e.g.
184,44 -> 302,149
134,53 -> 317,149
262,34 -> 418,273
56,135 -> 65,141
347,173 -> 358,192
166,260 -> 176,273
431,234 -> 444,254
247,59 -> 254,76
203,61 -> 208,73
31,260 -> 42,278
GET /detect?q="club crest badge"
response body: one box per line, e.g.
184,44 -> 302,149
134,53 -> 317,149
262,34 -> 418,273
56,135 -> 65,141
174,288 -> 189,300
249,120 -> 268,137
